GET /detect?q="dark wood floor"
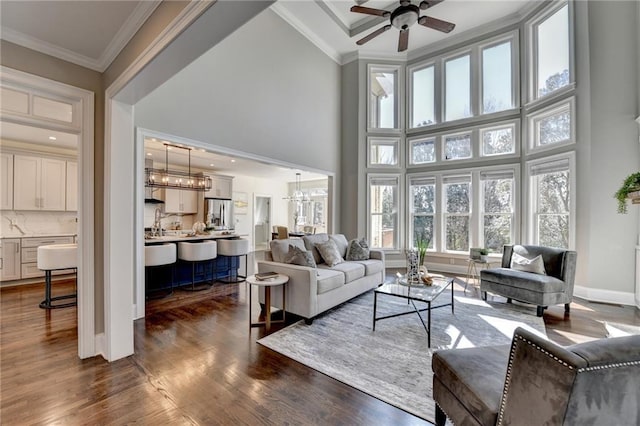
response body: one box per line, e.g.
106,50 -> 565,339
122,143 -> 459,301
2,271 -> 639,425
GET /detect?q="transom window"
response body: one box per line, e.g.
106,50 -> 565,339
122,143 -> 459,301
368,137 -> 399,167
409,137 -> 436,165
368,65 -> 399,130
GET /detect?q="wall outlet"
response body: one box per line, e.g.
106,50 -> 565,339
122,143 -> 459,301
449,258 -> 455,265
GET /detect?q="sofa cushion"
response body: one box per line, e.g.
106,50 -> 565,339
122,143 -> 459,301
482,268 -> 565,293
346,238 -> 370,261
270,239 -> 306,263
303,233 -> 329,265
315,239 -> 344,267
353,259 -> 383,276
284,245 -> 317,268
511,252 -> 547,275
316,268 -> 345,294
329,234 -> 349,258
319,262 -> 365,282
432,344 -> 510,426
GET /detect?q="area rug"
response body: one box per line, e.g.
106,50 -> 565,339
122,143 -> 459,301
258,285 -> 546,423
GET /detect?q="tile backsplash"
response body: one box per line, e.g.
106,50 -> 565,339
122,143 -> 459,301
144,204 -> 196,231
1,211 -> 78,237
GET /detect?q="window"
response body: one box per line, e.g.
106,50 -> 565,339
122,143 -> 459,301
409,137 -> 436,165
481,123 -> 516,156
369,66 -> 399,129
527,98 -> 574,151
481,170 -> 515,253
409,177 -> 435,249
532,3 -> 571,99
411,65 -> 435,128
368,175 -> 399,249
443,132 -> 472,160
368,138 -> 399,167
443,175 -> 471,252
445,54 -> 471,121
482,41 -> 513,113
528,156 -> 572,249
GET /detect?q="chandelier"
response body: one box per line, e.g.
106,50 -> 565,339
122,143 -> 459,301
283,172 -> 311,203
145,143 -> 212,191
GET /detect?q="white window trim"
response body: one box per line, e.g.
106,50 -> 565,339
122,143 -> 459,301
407,175 -> 437,251
407,135 -> 437,167
525,0 -> 575,105
478,165 -> 521,251
367,63 -> 403,133
525,152 -> 576,249
367,136 -> 401,168
442,49 -> 475,123
407,61 -> 438,130
442,174 -> 473,254
478,30 -> 520,116
480,119 -> 521,157
367,173 -> 402,252
526,96 -> 576,154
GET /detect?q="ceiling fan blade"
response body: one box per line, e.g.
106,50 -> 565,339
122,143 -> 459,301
355,0 -> 370,4
418,16 -> 456,33
398,29 -> 409,52
419,0 -> 445,10
350,5 -> 390,17
356,25 -> 392,45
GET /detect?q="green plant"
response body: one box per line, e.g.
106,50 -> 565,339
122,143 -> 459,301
479,248 -> 489,256
415,235 -> 430,265
614,172 -> 640,214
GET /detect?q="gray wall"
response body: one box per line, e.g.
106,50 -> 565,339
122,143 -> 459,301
134,9 -> 342,176
340,60 -> 360,239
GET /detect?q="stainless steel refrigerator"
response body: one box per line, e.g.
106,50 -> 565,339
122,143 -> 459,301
204,198 -> 234,230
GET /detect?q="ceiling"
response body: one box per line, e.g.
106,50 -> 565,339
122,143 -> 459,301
0,121 -> 78,149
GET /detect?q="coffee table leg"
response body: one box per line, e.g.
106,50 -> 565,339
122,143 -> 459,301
428,301 -> 432,348
372,291 -> 378,331
451,280 -> 455,314
265,286 -> 271,332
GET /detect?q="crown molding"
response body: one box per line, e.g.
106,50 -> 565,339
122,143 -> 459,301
270,2 -> 342,65
1,1 -> 160,72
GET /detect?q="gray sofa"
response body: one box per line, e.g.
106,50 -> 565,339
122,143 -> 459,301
257,233 -> 385,323
432,327 -> 640,426
480,244 -> 577,317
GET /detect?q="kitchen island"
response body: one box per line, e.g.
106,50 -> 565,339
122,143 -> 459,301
144,232 -> 248,295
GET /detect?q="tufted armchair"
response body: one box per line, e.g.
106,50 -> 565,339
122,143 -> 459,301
432,327 -> 640,426
480,245 -> 577,317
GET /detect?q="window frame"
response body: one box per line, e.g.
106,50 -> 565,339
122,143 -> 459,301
479,120 -> 520,157
367,136 -> 401,168
367,64 -> 402,133
478,167 -> 520,253
367,173 -> 402,252
442,50 -> 474,123
407,61 -> 438,130
526,97 -> 575,154
478,31 -> 520,116
442,174 -> 472,254
407,135 -> 437,167
442,130 -> 473,161
407,175 -> 437,251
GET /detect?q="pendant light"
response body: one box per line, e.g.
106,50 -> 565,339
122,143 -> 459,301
145,143 -> 212,191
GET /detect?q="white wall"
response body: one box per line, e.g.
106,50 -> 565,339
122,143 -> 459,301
134,8 -> 342,176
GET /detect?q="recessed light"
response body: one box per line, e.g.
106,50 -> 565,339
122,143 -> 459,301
231,159 -> 236,163
209,163 -> 215,167
199,149 -> 206,152
49,136 -> 57,141
146,153 -> 153,156
167,146 -> 172,150
151,138 -> 157,142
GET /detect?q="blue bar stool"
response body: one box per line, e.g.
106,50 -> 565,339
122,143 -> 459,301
144,243 -> 176,299
178,240 -> 217,291
217,239 -> 249,283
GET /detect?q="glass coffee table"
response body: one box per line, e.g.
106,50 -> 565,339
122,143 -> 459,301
373,275 -> 455,347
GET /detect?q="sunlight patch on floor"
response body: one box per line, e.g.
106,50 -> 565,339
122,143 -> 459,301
551,329 -> 599,344
454,296 -> 491,308
444,324 -> 475,349
478,314 -> 546,340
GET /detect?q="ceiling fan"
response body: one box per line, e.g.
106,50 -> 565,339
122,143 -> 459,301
351,0 -> 455,52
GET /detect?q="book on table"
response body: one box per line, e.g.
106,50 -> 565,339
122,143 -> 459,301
255,271 -> 278,280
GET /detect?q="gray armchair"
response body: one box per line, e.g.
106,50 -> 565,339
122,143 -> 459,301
432,327 -> 640,426
480,245 -> 577,317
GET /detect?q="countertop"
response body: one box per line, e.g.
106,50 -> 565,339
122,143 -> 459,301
144,233 -> 248,244
1,233 -> 77,239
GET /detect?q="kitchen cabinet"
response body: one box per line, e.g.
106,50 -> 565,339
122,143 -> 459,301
66,161 -> 78,211
1,153 -> 13,210
13,155 -> 66,211
163,188 -> 198,214
0,239 -> 21,281
205,175 -> 233,199
20,236 -> 74,279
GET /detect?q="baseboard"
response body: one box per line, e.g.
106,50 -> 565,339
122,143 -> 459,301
95,333 -> 106,359
573,285 -> 636,307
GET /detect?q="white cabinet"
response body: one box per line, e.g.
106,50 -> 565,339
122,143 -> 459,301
20,236 -> 74,279
205,175 -> 233,199
1,153 -> 13,210
163,189 -> 198,214
0,239 -> 21,281
13,155 -> 66,211
66,161 -> 78,211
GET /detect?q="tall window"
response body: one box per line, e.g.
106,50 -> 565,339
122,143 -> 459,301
443,175 -> 471,252
534,3 -> 570,99
482,41 -> 513,113
481,170 -> 515,253
369,175 -> 399,249
369,66 -> 398,129
409,177 -> 435,249
445,54 -> 471,121
411,65 -> 435,128
529,157 -> 571,249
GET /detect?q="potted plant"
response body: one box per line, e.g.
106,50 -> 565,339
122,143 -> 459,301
614,172 -> 640,214
415,235 -> 430,266
479,248 -> 489,262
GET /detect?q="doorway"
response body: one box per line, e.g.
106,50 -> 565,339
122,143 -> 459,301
254,195 -> 271,252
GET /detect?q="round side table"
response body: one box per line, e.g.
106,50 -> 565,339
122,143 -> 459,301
465,259 -> 499,292
247,273 -> 289,332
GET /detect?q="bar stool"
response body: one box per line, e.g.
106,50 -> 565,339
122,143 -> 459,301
145,243 -> 176,299
178,240 -> 217,291
217,239 -> 249,283
37,243 -> 78,309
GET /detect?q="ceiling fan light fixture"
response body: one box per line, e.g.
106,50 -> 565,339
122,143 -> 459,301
390,4 -> 419,30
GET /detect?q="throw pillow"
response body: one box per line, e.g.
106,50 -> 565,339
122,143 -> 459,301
510,252 -> 547,275
303,233 -> 329,265
346,238 -> 370,261
270,239 -> 306,263
315,239 -> 344,267
329,234 -> 349,259
284,244 -> 317,268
